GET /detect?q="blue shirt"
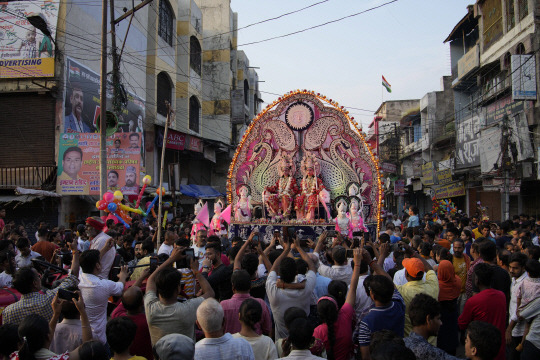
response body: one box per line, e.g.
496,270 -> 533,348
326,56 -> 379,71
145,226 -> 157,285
408,215 -> 419,228
194,333 -> 254,360
356,289 -> 406,346
313,273 -> 332,300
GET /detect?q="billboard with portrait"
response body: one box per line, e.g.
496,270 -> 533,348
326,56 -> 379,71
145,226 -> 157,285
57,132 -> 141,195
64,58 -> 145,134
0,0 -> 59,78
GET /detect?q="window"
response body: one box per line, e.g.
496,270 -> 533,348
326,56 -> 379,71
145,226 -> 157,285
190,36 -> 202,76
243,79 -> 249,106
157,72 -> 172,116
506,0 -> 515,31
253,94 -> 257,115
189,96 -> 200,133
504,52 -> 511,68
158,0 -> 173,46
518,0 -> 528,20
516,42 -> 526,54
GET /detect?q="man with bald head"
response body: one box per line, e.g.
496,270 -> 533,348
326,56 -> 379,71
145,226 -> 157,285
111,283 -> 153,359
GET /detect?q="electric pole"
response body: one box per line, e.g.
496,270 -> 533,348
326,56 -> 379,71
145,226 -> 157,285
99,0 -> 108,198
501,116 -> 511,221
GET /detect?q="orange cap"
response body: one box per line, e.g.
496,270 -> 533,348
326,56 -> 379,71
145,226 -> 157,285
402,258 -> 424,278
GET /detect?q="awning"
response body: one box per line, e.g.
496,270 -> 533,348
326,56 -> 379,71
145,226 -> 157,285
0,187 -> 61,204
179,184 -> 223,199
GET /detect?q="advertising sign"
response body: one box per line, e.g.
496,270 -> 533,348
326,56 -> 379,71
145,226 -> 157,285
0,0 -> 59,78
380,162 -> 397,174
456,115 -> 480,168
434,181 -> 465,199
156,127 -> 186,150
485,96 -> 526,126
436,169 -> 452,185
421,161 -> 435,186
512,55 -> 537,100
57,132 -> 141,195
394,179 -> 405,196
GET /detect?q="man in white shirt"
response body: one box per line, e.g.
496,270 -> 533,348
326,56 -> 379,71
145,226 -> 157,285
266,237 -> 316,338
86,217 -> 116,279
78,249 -> 129,343
77,224 -> 90,252
313,235 -> 352,285
191,229 -> 207,268
506,252 -> 529,359
158,230 -> 177,256
15,238 -> 40,268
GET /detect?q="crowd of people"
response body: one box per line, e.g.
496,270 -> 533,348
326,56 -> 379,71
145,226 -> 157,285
0,204 -> 540,360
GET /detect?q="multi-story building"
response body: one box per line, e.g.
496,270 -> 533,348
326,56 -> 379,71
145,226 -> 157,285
369,99 -> 419,216
447,1 -> 539,219
0,0 -> 260,227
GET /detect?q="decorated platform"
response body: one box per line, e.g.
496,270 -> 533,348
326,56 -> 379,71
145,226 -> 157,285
188,90 -> 382,242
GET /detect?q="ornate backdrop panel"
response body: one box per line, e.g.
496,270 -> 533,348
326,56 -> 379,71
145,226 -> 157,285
227,90 -> 382,226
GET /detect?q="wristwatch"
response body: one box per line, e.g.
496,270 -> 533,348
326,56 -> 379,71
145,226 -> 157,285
202,265 -> 210,270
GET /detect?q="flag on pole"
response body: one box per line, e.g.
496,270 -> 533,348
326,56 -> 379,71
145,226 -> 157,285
382,75 -> 392,93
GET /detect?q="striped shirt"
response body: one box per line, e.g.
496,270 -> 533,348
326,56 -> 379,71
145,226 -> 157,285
356,289 -> 405,346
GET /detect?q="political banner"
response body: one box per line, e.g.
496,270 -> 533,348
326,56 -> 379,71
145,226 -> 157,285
57,132 -> 141,195
0,0 -> 59,78
64,57 -> 146,135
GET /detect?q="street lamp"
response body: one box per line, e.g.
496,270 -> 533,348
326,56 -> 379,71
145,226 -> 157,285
26,13 -> 57,46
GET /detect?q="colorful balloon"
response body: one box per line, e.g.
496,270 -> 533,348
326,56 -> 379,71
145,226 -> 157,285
108,202 -> 118,213
142,175 -> 152,185
113,190 -> 123,201
112,212 -> 130,228
103,192 -> 114,203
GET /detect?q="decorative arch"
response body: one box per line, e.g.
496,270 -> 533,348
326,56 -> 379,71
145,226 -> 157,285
227,90 -> 383,230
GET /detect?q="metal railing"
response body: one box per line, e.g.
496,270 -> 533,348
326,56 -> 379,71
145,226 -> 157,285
0,166 -> 57,190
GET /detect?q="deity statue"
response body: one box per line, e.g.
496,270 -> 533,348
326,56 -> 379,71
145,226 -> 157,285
234,184 -> 252,222
295,153 -> 325,222
190,199 -> 206,242
209,198 -> 227,236
262,153 -> 298,221
349,196 -> 368,234
334,196 -> 351,236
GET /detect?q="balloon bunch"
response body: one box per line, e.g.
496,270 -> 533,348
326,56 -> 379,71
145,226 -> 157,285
431,197 -> 441,218
95,175 -> 164,228
439,199 -> 457,215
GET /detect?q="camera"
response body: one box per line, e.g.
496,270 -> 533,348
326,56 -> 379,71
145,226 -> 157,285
58,288 -> 79,301
346,249 -> 354,258
286,227 -> 296,241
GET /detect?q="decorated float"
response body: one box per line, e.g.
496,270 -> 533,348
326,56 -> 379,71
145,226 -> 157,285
223,90 -> 383,243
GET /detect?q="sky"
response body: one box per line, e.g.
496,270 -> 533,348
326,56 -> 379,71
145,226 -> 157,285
230,0 -> 473,128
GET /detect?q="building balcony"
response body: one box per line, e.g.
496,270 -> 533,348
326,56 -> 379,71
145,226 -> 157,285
0,166 -> 57,191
